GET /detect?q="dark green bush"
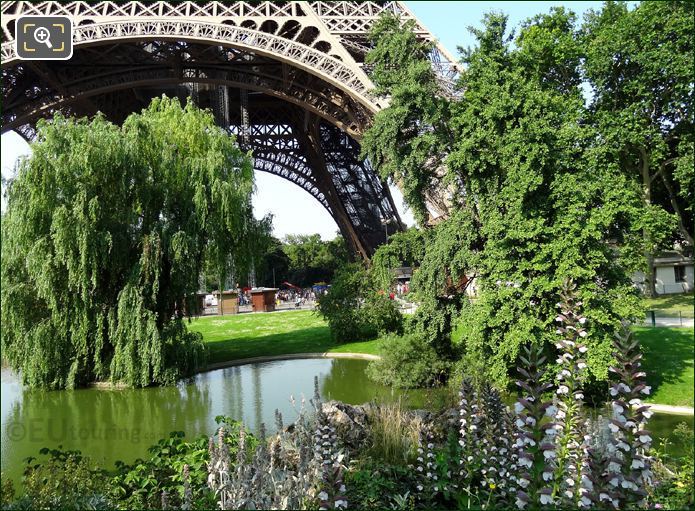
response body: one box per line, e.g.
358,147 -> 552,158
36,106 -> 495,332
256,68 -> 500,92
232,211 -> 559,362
366,332 -> 451,388
344,459 -> 416,510
17,448 -> 110,510
2,417 -> 254,510
650,422 -> 694,510
1,474 -> 15,507
317,262 -> 402,343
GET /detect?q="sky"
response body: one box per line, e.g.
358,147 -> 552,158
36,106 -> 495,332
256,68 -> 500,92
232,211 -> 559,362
1,1 -> 605,240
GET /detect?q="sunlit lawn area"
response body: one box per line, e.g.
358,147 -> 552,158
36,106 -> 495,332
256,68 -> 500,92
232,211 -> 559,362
636,326 -> 694,407
643,292 -> 694,317
187,310 -> 379,364
189,311 -> 693,407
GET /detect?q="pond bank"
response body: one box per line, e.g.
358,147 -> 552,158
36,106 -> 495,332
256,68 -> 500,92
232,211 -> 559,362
204,352 -> 380,372
646,403 -> 694,415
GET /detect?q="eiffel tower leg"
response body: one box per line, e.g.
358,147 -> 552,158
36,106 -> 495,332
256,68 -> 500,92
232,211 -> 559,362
297,114 -> 370,260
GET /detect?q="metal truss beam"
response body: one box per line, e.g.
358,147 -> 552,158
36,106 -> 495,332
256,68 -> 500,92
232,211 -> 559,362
0,1 -> 453,257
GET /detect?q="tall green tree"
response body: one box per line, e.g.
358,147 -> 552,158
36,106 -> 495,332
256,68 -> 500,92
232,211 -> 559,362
280,233 -> 349,287
362,15 -> 454,223
582,0 -> 693,296
363,8 -> 646,388
1,97 -> 256,389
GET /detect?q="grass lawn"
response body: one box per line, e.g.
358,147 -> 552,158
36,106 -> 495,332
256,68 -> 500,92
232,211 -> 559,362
188,311 -> 693,407
187,310 -> 379,364
635,326 -> 694,407
643,292 -> 694,317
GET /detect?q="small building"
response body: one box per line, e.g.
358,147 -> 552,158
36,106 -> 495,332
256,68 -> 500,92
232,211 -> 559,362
633,251 -> 694,295
251,287 -> 278,312
393,266 -> 413,282
217,290 -> 239,315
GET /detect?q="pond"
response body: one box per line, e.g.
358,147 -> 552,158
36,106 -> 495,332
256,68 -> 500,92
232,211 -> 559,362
1,358 -> 450,484
1,358 -> 692,486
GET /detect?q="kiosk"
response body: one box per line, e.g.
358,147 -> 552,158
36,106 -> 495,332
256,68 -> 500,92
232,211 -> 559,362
251,287 -> 278,312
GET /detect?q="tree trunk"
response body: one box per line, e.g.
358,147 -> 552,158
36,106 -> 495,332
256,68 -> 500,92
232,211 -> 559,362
640,148 -> 657,298
660,171 -> 695,247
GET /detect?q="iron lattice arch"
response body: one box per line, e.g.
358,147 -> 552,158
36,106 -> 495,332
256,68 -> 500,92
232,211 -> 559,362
1,1 -> 459,258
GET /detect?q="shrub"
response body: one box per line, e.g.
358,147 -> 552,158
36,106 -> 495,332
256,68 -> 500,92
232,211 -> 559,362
650,422 -> 694,510
110,416 -> 250,509
366,332 -> 451,388
344,460 -> 415,510
360,292 -> 404,339
317,262 -> 402,343
1,474 -> 15,507
18,448 -> 110,510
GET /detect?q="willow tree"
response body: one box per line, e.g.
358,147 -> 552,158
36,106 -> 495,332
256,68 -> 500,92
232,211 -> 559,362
1,97 -> 255,389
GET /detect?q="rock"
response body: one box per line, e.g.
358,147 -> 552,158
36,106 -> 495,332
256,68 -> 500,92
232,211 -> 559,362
321,400 -> 369,450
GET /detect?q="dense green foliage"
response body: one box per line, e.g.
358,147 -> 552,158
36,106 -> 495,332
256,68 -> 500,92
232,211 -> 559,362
277,234 -> 349,288
316,262 -> 402,343
366,331 -> 451,388
370,227 -> 428,290
582,1 -> 693,294
1,97 -> 256,389
12,448 -> 110,510
652,422 -> 695,510
344,460 -> 416,509
360,2 -> 693,389
2,417 -> 252,510
109,417 -> 252,509
362,16 -> 452,224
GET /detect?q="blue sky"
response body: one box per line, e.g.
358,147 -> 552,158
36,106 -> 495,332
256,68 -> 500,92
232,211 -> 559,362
408,1 -> 603,56
1,1 -> 605,239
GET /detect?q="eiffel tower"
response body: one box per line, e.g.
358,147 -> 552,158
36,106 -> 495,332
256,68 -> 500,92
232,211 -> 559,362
1,1 -> 458,258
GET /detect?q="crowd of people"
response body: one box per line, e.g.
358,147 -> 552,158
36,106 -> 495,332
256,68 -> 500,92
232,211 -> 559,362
276,288 -> 312,307
212,280 -> 408,311
395,281 -> 410,296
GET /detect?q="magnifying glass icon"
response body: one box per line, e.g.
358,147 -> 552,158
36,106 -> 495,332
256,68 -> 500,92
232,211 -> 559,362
34,26 -> 52,49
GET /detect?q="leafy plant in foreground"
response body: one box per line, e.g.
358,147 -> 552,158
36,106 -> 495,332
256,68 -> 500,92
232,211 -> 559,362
603,327 -> 654,508
16,448 -> 111,510
207,378 -> 348,510
650,422 -> 694,510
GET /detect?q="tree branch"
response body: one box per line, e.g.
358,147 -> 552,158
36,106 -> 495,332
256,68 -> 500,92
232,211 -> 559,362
660,171 -> 694,247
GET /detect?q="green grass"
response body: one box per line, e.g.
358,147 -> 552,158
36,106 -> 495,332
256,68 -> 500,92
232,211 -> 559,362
187,310 -> 379,364
188,312 -> 693,408
635,327 -> 694,407
643,292 -> 694,317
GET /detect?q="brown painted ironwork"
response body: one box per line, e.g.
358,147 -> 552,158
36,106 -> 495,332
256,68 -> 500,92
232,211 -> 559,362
1,1 -> 458,257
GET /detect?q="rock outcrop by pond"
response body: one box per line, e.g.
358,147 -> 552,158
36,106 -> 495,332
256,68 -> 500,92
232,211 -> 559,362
320,400 -> 459,450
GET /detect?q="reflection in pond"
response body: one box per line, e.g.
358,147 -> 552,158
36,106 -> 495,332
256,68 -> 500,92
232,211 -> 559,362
1,358 -> 448,484
1,358 -> 691,486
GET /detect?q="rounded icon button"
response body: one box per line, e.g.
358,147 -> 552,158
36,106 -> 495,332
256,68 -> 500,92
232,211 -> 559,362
34,26 -> 53,48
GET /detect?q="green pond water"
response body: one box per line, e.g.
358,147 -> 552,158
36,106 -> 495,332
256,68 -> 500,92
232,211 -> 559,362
1,358 -> 451,484
1,359 -> 692,486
